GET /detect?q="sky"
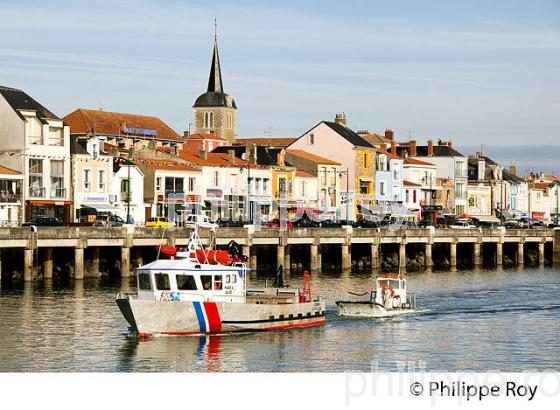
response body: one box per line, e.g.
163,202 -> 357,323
1,0 -> 559,146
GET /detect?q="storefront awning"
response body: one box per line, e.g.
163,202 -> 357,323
28,200 -> 72,205
82,203 -> 118,211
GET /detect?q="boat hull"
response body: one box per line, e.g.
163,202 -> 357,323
335,301 -> 415,318
117,297 -> 326,336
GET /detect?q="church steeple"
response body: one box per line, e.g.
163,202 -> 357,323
192,20 -> 237,144
206,38 -> 224,94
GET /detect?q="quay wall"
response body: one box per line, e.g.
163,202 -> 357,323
0,227 -> 558,281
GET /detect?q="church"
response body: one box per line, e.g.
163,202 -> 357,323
192,32 -> 237,145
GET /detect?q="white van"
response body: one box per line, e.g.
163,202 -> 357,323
185,214 -> 218,229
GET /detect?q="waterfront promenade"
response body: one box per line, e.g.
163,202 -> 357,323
0,226 -> 558,281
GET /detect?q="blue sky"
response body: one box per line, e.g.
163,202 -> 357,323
1,0 -> 559,145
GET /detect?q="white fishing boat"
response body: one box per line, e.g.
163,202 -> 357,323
335,274 -> 416,318
116,229 -> 325,337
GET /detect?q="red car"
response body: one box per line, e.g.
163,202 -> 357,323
266,218 -> 293,229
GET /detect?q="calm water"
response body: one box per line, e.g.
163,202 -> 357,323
1,267 -> 559,372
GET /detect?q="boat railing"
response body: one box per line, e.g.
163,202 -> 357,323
405,293 -> 417,309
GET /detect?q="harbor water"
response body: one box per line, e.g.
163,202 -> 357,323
1,267 -> 559,372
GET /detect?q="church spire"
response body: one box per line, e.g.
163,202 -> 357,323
207,19 -> 224,94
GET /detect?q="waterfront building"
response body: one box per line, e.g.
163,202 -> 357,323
287,114 -> 376,221
436,177 -> 455,220
398,139 -> 467,216
402,180 -> 422,221
402,155 -> 439,222
193,35 -> 237,144
71,137 -> 116,223
285,149 -> 341,216
294,169 -> 319,212
374,148 -> 404,214
0,86 -> 72,223
503,167 -> 528,218
0,165 -> 23,226
133,158 -> 200,222
64,108 -> 184,150
182,133 -> 227,153
178,149 -> 271,221
111,158 -> 145,224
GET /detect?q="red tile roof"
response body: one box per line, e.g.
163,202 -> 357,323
187,133 -> 226,141
404,157 -> 435,166
234,137 -> 297,147
0,165 -> 21,175
286,149 -> 341,165
178,150 -> 263,169
134,158 -> 200,172
296,169 -> 315,178
376,149 -> 402,160
64,108 -> 183,141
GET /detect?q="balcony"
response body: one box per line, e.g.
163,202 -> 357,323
28,135 -> 43,145
29,187 -> 46,198
0,191 -> 21,203
51,187 -> 66,198
48,137 -> 64,147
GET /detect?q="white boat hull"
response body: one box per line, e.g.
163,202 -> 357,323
117,297 -> 326,337
335,301 -> 415,318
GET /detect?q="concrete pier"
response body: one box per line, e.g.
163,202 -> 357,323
121,247 -> 131,277
399,242 -> 406,269
310,244 -> 318,271
518,242 -> 524,266
341,244 -> 351,270
473,242 -> 481,266
0,226 -> 556,281
74,247 -> 84,279
450,242 -> 457,268
425,243 -> 433,268
43,247 -> 53,279
496,242 -> 503,266
276,244 -> 285,270
24,249 -> 33,282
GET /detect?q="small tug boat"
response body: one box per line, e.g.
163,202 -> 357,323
116,229 -> 325,337
335,274 -> 416,318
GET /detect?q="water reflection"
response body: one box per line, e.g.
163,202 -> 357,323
0,267 -> 559,372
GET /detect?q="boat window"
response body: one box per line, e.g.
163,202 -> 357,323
154,273 -> 170,290
201,275 -> 212,290
232,274 -> 237,283
176,274 -> 197,291
213,275 -> 223,290
225,275 -> 231,284
138,273 -> 152,290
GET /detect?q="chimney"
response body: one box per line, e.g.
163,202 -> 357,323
380,143 -> 388,152
509,165 -> 517,176
170,145 -> 178,156
227,149 -> 235,164
183,130 -> 190,139
447,140 -> 453,147
390,142 -> 398,155
385,129 -> 394,141
427,139 -> 434,156
199,149 -> 207,160
334,113 -> 347,127
409,140 -> 417,156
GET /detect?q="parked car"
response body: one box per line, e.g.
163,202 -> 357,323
504,220 -> 522,229
216,218 -> 244,228
530,220 -> 547,229
476,221 -> 502,229
449,221 -> 477,229
352,219 -> 380,229
145,217 -> 175,228
400,221 -> 417,229
22,217 -> 62,227
418,220 -> 435,228
93,214 -> 125,227
266,218 -> 293,229
185,214 -> 218,229
292,217 -> 320,228
319,219 -> 342,228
